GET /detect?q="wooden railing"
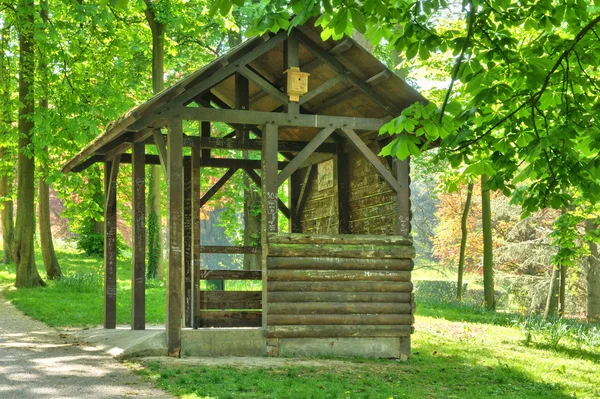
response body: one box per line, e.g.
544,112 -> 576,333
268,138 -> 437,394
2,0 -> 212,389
197,269 -> 262,328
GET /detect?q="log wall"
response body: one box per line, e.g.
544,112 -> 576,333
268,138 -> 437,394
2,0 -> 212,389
299,144 -> 397,235
266,233 -> 414,339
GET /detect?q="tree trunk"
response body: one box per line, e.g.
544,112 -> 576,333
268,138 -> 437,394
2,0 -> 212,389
37,0 -> 61,279
0,25 -> 14,264
585,219 -> 600,322
145,2 -> 165,280
14,0 -> 44,287
544,266 -> 560,318
0,147 -> 14,264
457,182 -> 473,301
38,158 -> 61,279
559,264 -> 566,317
243,150 -> 261,270
481,174 -> 494,309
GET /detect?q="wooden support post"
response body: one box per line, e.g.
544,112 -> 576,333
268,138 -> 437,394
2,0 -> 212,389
290,171 -> 301,233
284,35 -> 300,114
201,122 -> 210,159
153,129 -> 168,174
394,158 -> 411,237
104,157 -> 120,329
131,143 -> 145,330
167,118 -> 183,357
395,157 -> 412,360
337,145 -> 350,234
183,158 -> 192,328
235,73 -> 250,147
192,142 -> 201,329
261,123 -> 278,329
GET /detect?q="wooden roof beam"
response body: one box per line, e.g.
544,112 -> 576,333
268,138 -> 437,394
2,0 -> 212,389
175,107 -> 388,131
310,70 -> 392,114
249,39 -> 353,105
292,28 -> 400,116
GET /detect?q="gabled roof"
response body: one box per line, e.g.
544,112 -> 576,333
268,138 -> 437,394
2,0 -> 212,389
62,20 -> 426,173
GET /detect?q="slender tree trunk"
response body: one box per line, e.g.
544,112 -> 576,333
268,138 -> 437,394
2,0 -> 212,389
481,174 -> 494,309
457,182 -> 473,301
544,266 -> 560,318
585,219 -> 600,322
37,0 -> 61,279
0,148 -> 14,264
0,25 -> 14,264
242,150 -> 261,270
38,154 -> 61,279
145,3 -> 165,280
558,264 -> 566,316
14,0 -> 44,287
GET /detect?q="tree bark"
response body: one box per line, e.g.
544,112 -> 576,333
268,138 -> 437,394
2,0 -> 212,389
38,156 -> 61,279
457,182 -> 473,301
0,24 -> 14,264
0,148 -> 14,264
145,1 -> 165,280
481,174 -> 494,309
14,0 -> 44,287
544,266 -> 560,318
585,219 -> 600,322
37,0 -> 61,279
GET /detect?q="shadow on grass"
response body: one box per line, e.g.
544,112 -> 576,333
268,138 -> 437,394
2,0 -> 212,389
531,342 -> 600,364
137,349 -> 576,399
416,300 -> 518,327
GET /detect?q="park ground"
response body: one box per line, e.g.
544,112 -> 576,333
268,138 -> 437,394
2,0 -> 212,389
1,244 -> 599,399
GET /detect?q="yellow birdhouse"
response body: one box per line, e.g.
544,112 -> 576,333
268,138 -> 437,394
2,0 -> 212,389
285,67 -> 310,102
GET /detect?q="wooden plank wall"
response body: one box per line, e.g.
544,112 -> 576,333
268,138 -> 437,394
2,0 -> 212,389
265,234 -> 415,339
299,144 -> 397,235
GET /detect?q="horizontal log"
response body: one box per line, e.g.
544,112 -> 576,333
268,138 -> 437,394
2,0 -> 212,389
267,270 -> 410,282
268,244 -> 415,259
199,291 -> 262,309
268,314 -> 414,326
268,302 -> 413,315
200,245 -> 261,254
268,233 -> 412,245
199,270 -> 262,280
198,311 -> 262,328
267,291 -> 412,303
267,257 -> 413,271
268,281 -> 413,293
266,325 -> 413,338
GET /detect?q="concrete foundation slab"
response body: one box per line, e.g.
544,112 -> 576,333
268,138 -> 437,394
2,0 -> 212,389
181,328 -> 266,357
76,327 -> 167,359
278,337 -> 402,358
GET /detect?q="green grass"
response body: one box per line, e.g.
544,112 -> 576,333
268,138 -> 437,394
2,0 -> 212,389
134,314 -> 600,399
2,245 -> 599,398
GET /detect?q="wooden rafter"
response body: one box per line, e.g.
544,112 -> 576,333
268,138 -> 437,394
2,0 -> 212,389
243,167 -> 291,219
238,65 -> 288,105
200,168 -> 238,207
129,31 -> 289,132
310,70 -> 392,114
292,28 -> 400,116
340,128 -> 399,192
277,127 -> 335,187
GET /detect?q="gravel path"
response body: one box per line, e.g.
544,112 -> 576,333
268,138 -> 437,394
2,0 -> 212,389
0,290 -> 171,399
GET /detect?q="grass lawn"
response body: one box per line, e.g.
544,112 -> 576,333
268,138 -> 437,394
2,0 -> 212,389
1,246 -> 599,398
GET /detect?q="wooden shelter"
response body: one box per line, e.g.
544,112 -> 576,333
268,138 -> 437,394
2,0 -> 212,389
62,21 -> 425,359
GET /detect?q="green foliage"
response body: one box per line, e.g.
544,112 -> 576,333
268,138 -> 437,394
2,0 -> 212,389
414,279 -> 467,303
516,315 -> 600,351
75,217 -> 127,257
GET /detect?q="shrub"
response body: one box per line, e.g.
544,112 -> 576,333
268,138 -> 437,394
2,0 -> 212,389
413,280 -> 467,304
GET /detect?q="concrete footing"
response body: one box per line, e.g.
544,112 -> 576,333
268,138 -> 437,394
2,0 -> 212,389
78,327 -> 410,359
